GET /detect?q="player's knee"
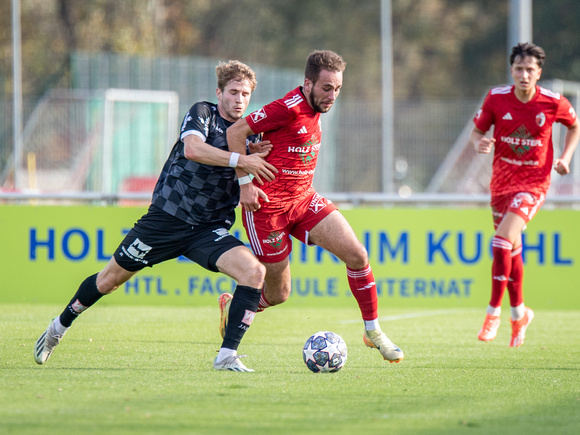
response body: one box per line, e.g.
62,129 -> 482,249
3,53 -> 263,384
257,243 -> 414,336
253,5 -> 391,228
95,274 -> 118,294
242,260 -> 266,289
267,287 -> 290,305
345,244 -> 369,269
262,279 -> 291,305
96,270 -> 129,295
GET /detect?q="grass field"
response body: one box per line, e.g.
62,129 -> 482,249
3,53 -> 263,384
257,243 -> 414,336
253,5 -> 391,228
1,303 -> 579,434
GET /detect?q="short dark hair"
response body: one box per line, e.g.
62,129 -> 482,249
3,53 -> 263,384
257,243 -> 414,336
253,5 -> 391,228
304,50 -> 346,84
510,42 -> 545,68
215,60 -> 257,92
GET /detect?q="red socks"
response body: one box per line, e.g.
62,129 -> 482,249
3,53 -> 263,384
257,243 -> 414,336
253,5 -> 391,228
507,246 -> 524,307
490,236 -> 513,308
257,289 -> 272,312
346,265 -> 378,321
490,236 -> 524,310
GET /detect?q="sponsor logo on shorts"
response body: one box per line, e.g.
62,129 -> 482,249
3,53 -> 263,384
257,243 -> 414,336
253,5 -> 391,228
308,193 -> 328,214
127,238 -> 151,260
123,238 -> 152,264
509,193 -> 536,217
512,192 -> 535,208
266,245 -> 288,257
510,197 -> 523,208
263,231 -> 285,249
213,228 -> 230,242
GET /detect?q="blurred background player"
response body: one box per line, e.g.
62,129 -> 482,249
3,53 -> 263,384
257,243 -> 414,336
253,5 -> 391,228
34,60 -> 278,372
223,50 -> 404,363
471,42 -> 579,347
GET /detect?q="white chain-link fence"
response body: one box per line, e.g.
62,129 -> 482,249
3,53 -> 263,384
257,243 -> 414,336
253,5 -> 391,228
1,53 -> 579,206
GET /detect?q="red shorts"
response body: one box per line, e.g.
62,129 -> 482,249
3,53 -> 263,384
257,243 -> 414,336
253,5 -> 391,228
490,192 -> 545,230
242,191 -> 337,263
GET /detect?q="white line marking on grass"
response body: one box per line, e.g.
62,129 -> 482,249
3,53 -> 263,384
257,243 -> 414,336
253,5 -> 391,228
339,309 -> 476,324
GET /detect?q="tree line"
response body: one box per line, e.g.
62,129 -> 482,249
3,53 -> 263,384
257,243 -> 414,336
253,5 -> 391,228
1,0 -> 578,101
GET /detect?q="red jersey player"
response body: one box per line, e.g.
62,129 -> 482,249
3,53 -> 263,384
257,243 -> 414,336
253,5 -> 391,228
472,42 -> 579,347
224,50 -> 404,363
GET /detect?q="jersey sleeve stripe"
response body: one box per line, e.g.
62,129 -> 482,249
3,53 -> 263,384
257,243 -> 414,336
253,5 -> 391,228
539,87 -> 561,100
181,129 -> 206,142
491,85 -> 512,95
284,94 -> 303,108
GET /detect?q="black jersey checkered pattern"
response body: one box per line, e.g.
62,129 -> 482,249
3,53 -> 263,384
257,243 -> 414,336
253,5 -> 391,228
151,101 -> 255,226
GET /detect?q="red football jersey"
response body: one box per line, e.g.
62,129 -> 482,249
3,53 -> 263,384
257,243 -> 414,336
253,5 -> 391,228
245,87 -> 322,209
474,85 -> 577,196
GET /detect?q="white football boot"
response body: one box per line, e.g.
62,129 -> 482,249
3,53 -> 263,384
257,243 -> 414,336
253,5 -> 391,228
213,354 -> 254,372
34,317 -> 65,364
363,329 -> 404,363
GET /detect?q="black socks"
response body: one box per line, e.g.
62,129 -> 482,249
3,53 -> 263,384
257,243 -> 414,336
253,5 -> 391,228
221,285 -> 261,351
59,273 -> 104,327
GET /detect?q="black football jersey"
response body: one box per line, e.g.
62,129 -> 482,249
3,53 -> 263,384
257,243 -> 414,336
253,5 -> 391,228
151,101 -> 258,226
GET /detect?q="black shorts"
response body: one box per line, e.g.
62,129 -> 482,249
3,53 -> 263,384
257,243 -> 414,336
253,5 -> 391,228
113,205 -> 244,273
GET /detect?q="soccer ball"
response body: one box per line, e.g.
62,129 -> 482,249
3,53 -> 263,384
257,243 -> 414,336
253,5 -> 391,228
302,331 -> 347,373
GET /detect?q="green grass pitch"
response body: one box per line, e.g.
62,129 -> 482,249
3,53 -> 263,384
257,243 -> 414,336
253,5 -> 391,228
1,303 -> 579,434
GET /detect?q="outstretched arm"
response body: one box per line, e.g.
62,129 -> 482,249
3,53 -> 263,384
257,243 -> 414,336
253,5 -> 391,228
554,118 -> 580,175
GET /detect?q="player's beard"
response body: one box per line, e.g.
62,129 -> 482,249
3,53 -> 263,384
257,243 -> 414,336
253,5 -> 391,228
308,90 -> 332,113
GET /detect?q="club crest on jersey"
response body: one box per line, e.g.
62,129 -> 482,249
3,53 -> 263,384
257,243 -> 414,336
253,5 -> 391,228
250,108 -> 267,123
536,112 -> 546,127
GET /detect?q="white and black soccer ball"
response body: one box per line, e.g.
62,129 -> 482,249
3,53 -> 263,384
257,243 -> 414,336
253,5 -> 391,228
303,331 -> 347,373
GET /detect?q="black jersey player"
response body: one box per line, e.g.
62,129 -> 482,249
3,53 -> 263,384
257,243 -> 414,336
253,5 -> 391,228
34,60 -> 277,372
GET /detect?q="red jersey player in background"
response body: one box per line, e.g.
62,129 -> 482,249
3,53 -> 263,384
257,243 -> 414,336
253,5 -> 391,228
224,50 -> 404,363
471,42 -> 579,347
